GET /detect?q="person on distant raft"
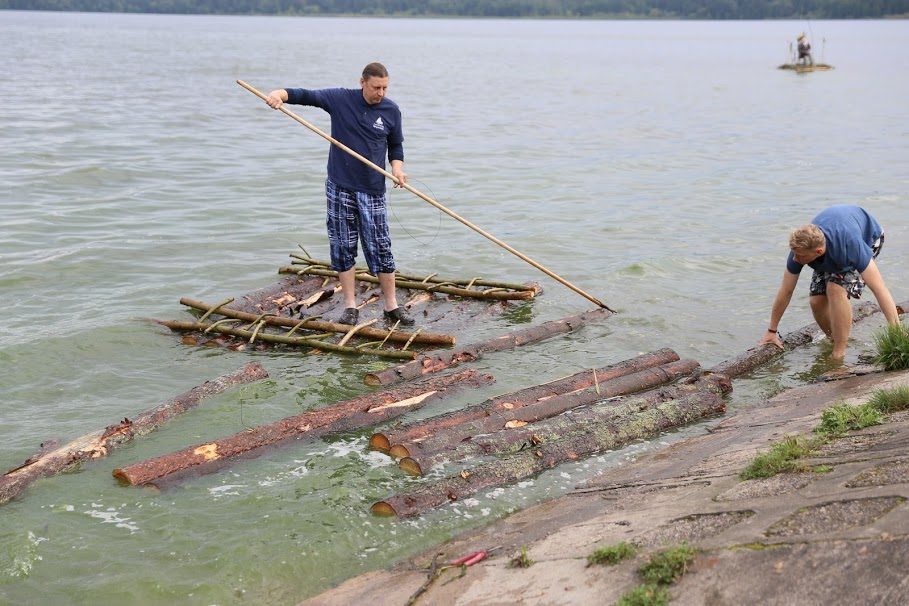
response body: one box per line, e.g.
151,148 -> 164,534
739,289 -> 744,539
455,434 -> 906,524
759,205 -> 899,362
265,62 -> 414,327
797,33 -> 813,66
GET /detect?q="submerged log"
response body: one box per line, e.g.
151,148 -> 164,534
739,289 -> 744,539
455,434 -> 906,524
112,369 -> 494,487
180,297 -> 455,346
388,359 -> 700,462
372,385 -> 727,518
155,319 -> 416,360
364,308 -> 613,386
369,348 -> 682,453
0,363 -> 269,506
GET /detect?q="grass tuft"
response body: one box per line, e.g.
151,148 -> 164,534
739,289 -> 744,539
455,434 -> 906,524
615,583 -> 669,606
867,385 -> 909,414
872,322 -> 909,371
508,546 -> 534,569
638,544 -> 696,585
587,541 -> 636,566
814,401 -> 882,436
739,434 -> 823,480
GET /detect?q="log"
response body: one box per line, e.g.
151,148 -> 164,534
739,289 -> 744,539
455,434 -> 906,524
369,348 -> 682,453
363,308 -> 613,386
0,363 -> 269,505
388,358 -> 700,462
371,385 -> 727,518
280,266 -> 537,301
399,374 -> 725,476
709,299 -> 907,379
112,369 -> 494,487
155,319 -> 416,360
180,297 -> 456,346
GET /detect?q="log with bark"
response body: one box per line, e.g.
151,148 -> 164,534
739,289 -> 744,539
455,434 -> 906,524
386,358 -> 700,464
179,297 -> 455,346
363,308 -> 613,386
112,369 -> 495,487
398,373 -> 727,476
371,378 -> 728,518
0,363 -> 269,506
369,348 -> 682,454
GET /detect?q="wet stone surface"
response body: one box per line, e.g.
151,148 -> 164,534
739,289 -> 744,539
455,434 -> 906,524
846,459 -> 909,488
635,510 -> 755,547
814,431 -> 894,456
765,496 -> 905,537
715,473 -> 815,501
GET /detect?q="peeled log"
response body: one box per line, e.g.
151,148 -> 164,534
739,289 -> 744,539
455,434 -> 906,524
0,363 -> 269,506
391,359 -> 700,461
364,308 -> 613,387
372,387 -> 727,518
369,348 -> 681,453
401,375 -> 726,476
112,369 -> 494,487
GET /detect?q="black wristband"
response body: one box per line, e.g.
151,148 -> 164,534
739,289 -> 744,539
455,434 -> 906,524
767,328 -> 777,333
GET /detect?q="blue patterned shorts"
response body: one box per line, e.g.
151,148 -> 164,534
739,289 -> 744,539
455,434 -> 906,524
809,234 -> 884,299
325,178 -> 396,275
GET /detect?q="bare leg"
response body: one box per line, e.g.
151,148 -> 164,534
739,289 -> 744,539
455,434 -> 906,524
339,268 -> 357,309
809,294 -> 832,337
826,282 -> 853,360
378,272 -> 399,312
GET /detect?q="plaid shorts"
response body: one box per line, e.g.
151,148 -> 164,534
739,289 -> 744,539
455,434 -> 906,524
809,234 -> 884,299
325,178 -> 396,275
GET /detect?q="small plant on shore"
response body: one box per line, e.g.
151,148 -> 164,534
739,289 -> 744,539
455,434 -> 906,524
508,546 -> 534,568
614,583 -> 669,606
868,385 -> 909,414
872,322 -> 909,371
739,434 -> 823,480
638,544 -> 697,585
814,400 -> 882,436
587,541 -> 637,566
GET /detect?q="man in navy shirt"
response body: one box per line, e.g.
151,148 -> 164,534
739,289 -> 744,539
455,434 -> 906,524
265,62 -> 414,326
759,205 -> 899,361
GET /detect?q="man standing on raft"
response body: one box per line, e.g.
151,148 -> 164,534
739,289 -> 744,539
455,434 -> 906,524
265,62 -> 415,327
759,205 -> 899,361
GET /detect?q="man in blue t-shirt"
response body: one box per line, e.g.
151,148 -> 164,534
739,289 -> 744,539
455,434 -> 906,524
759,205 -> 899,361
265,62 -> 414,326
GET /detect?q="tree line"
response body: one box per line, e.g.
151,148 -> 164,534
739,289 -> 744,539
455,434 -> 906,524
3,0 -> 909,19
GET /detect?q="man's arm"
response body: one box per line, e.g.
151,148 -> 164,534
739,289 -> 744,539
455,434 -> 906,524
759,270 -> 800,349
265,89 -> 288,109
390,159 -> 407,188
861,259 -> 899,325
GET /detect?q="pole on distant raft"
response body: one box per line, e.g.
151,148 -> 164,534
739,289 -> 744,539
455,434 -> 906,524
237,79 -> 613,311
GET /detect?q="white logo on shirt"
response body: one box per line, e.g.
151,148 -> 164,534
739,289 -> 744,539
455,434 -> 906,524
372,117 -> 385,131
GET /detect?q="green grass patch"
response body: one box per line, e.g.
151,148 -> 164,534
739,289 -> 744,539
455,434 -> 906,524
587,541 -> 637,566
638,544 -> 696,585
508,546 -> 533,568
813,464 -> 834,473
868,385 -> 909,414
615,583 -> 669,606
814,400 -> 883,436
739,434 -> 824,480
872,322 -> 909,371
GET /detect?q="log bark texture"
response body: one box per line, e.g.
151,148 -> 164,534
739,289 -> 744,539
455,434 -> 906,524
112,369 -> 494,487
0,363 -> 269,505
363,308 -> 613,386
400,375 -> 725,476
370,348 -> 681,453
180,297 -> 455,346
390,359 -> 700,462
372,381 -> 727,518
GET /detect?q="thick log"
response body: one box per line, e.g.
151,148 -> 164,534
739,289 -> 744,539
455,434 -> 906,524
112,369 -> 494,487
0,363 -> 269,505
369,348 -> 682,453
180,297 -> 456,346
371,386 -> 727,518
400,375 -> 724,476
709,300 -> 908,379
388,359 -> 700,462
155,319 -> 416,360
280,266 -> 537,301
364,308 -> 613,386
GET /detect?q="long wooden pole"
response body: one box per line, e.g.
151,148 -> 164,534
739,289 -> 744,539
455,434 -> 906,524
237,80 -> 612,311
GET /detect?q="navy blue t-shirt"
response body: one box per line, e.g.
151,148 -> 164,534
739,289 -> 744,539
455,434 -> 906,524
285,87 -> 404,195
786,205 -> 883,275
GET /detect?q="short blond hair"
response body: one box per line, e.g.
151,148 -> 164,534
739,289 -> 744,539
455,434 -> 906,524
789,224 -> 825,251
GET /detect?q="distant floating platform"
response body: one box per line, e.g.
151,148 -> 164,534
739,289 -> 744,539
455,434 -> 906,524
778,63 -> 834,73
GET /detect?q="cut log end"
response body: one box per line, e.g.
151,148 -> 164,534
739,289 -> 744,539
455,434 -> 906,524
370,501 -> 397,517
111,468 -> 133,484
398,457 -> 423,477
389,444 -> 412,459
363,373 -> 382,387
368,433 -> 391,452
